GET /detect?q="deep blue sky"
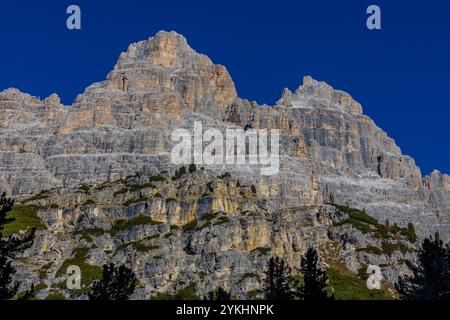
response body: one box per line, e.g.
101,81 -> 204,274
1,0 -> 449,175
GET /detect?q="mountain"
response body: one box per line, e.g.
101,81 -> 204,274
1,31 -> 449,299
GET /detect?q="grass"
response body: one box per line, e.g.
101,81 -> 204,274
332,204 -> 389,239
110,215 -> 163,235
56,247 -> 102,286
326,267 -> 392,300
2,205 -> 47,237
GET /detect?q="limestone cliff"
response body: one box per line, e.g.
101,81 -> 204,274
1,31 -> 449,299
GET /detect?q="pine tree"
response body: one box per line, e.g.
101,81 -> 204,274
89,263 -> 137,300
0,192 -> 35,300
395,235 -> 450,300
297,247 -> 333,300
385,219 -> 391,230
263,257 -> 293,300
207,287 -> 231,300
188,164 -> 197,174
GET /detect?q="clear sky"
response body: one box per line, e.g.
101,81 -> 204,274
1,0 -> 449,175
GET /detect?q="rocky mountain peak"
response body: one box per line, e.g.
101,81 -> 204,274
276,75 -> 363,114
113,30 -> 199,71
0,88 -> 42,105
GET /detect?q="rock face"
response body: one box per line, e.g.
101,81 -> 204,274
1,31 -> 449,299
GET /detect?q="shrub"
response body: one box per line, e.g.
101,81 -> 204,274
114,188 -> 129,196
400,223 -> 417,243
123,196 -> 147,206
218,172 -> 231,179
251,247 -> 271,255
188,164 -> 197,174
149,175 -> 165,182
78,184 -> 91,194
201,212 -> 218,221
110,216 -> 163,235
182,220 -> 198,232
83,199 -> 96,206
174,283 -> 201,300
356,246 -> 383,255
23,190 -> 49,203
77,228 -> 105,241
213,216 -> 230,226
172,166 -> 186,180
128,183 -> 156,192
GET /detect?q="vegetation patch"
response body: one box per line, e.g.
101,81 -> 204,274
172,166 -> 187,181
128,182 -> 156,192
117,240 -> 159,252
381,241 -> 414,256
111,216 -> 163,235
213,216 -> 230,226
2,205 -> 47,237
182,219 -> 198,232
218,172 -> 231,179
242,272 -> 260,280
196,221 -> 211,231
150,175 -> 166,182
326,267 -> 392,300
114,188 -> 129,196
251,247 -> 271,255
201,212 -> 219,221
83,199 -> 96,206
123,196 -> 148,206
56,247 -> 102,286
39,262 -> 53,279
356,245 -> 383,255
45,292 -> 66,300
76,227 -> 106,241
78,184 -> 91,194
174,283 -> 201,300
23,190 -> 50,203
